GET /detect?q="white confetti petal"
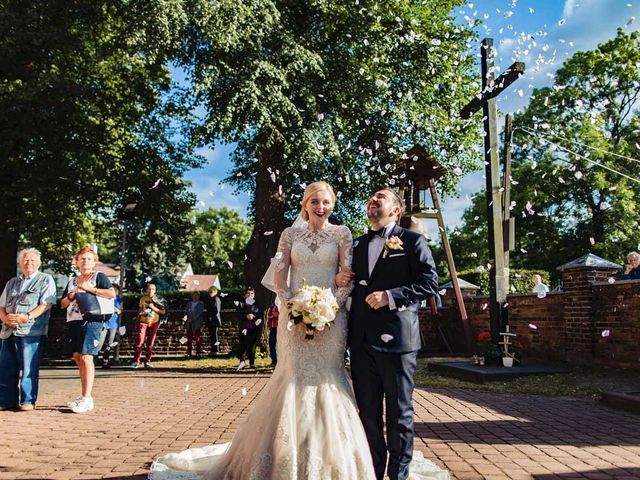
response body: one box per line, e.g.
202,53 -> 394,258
590,237 -> 596,245
255,318 -> 262,326
264,231 -> 274,236
179,336 -> 188,344
241,388 -> 247,396
380,334 -> 394,343
93,339 -> 99,347
537,291 -> 547,298
184,384 -> 190,392
529,323 -> 538,330
602,329 -> 610,337
242,329 -> 248,335
438,289 -> 447,296
608,277 -> 616,284
118,326 -> 126,336
359,280 -> 368,286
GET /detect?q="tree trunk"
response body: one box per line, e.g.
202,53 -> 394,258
244,137 -> 288,309
0,229 -> 18,289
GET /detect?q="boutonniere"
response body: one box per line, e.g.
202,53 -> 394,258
383,236 -> 403,258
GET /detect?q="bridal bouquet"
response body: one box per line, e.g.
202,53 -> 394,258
288,282 -> 339,340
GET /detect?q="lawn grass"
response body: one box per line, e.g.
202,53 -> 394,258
152,355 -> 640,400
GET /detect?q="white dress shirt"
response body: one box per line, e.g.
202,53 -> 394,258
367,222 -> 398,311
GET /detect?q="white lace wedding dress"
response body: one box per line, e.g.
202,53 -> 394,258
150,224 -> 448,480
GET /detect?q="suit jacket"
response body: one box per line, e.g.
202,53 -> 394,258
348,224 -> 438,353
237,301 -> 263,331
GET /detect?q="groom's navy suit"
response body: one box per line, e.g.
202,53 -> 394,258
349,223 -> 438,480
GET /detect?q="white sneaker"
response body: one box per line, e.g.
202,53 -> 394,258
237,361 -> 245,371
67,396 -> 83,408
71,397 -> 94,413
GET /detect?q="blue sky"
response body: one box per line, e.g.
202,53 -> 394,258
182,0 -> 640,237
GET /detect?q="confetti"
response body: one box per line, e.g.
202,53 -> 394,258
245,298 -> 255,305
241,329 -> 248,335
529,323 -> 538,330
359,280 -> 368,286
255,318 -> 263,326
287,321 -> 294,331
537,291 -> 547,298
380,334 -> 394,343
93,339 -> 99,347
184,384 -> 190,393
438,289 -> 447,296
241,388 -> 247,396
179,336 -> 188,344
608,277 -> 616,284
237,361 -> 245,370
264,231 -> 274,236
118,326 -> 126,336
227,260 -> 233,268
558,18 -> 566,26
590,237 -> 596,245
602,329 -> 610,337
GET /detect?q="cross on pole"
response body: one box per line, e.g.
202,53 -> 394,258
460,38 -> 524,343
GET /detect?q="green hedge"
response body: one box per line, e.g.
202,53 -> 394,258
447,268 -> 550,296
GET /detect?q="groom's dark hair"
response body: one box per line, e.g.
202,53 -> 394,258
373,186 -> 406,217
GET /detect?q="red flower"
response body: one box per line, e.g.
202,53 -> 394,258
477,331 -> 492,343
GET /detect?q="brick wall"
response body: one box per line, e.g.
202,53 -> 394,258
422,273 -> 640,370
42,309 -> 267,361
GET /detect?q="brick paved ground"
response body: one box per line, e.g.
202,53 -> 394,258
1,367 -> 639,480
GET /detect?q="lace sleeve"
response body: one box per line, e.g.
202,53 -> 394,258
274,228 -> 293,304
335,225 -> 354,307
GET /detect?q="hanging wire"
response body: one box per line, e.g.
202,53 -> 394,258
520,124 -> 640,165
516,126 -> 640,185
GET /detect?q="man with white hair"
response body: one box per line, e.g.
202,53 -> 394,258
0,248 -> 56,411
621,251 -> 640,280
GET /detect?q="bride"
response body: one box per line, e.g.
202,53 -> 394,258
150,181 -> 448,480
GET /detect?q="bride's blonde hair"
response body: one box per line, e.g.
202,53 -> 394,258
300,181 -> 336,221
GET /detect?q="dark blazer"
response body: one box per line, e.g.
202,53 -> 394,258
236,300 -> 263,330
204,295 -> 222,327
348,224 -> 438,353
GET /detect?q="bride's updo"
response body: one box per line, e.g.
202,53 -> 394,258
300,181 -> 337,221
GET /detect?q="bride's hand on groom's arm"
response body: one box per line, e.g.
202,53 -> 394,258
335,270 -> 354,287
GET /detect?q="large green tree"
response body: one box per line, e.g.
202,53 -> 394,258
187,207 -> 252,291
0,1 -> 201,286
451,29 -> 640,277
179,0 -> 481,301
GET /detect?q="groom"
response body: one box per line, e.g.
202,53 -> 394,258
344,187 -> 438,480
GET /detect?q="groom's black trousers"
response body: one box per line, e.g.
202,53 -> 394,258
351,344 -> 418,480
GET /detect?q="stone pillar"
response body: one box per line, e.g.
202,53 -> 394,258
558,254 -> 621,365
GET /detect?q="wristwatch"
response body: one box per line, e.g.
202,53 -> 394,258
27,312 -> 33,321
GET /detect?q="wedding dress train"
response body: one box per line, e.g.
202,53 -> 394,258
150,224 -> 448,480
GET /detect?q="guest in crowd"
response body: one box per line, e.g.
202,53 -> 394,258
531,274 -> 549,294
99,283 -> 122,368
61,247 -> 115,413
185,291 -> 205,358
132,282 -> 166,369
204,286 -> 222,355
266,300 -> 279,367
621,251 -> 640,280
237,287 -> 263,369
0,248 -> 56,411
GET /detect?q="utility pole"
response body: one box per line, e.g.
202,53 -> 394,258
461,38 -> 524,342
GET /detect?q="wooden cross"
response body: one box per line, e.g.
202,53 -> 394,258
460,38 -> 524,343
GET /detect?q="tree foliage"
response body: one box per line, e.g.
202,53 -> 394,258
188,208 -> 253,291
451,29 -> 640,278
0,0 -> 202,286
178,0 -> 482,300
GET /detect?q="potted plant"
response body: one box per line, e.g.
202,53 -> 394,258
475,331 -> 501,365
